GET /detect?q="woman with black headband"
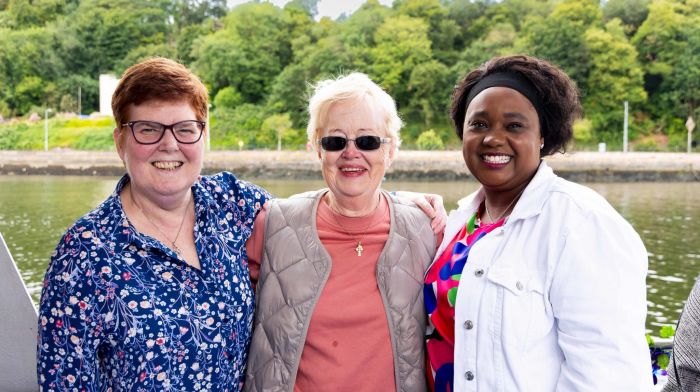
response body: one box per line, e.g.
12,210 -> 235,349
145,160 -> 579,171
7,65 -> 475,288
424,55 -> 652,390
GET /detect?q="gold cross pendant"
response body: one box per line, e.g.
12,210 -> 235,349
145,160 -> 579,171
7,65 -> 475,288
355,241 -> 364,256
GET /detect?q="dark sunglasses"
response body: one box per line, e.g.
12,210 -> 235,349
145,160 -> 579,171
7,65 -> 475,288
319,136 -> 390,151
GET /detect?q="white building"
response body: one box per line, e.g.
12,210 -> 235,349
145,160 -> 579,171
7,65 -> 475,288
99,74 -> 119,116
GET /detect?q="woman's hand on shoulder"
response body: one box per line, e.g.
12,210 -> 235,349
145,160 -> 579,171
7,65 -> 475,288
393,191 -> 446,235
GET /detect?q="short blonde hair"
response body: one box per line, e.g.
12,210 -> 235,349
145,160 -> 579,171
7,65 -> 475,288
306,72 -> 402,153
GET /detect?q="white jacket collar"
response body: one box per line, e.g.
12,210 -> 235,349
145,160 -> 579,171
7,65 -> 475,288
454,160 -> 556,224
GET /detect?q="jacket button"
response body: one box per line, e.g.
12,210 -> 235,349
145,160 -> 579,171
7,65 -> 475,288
474,269 -> 484,277
465,371 -> 474,381
516,281 -> 524,290
464,320 -> 473,330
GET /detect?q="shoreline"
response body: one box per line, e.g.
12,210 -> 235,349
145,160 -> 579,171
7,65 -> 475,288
1,150 -> 699,182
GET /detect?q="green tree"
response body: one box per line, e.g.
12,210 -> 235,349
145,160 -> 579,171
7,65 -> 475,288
661,26 -> 700,122
0,27 -> 61,114
633,0 -> 695,114
416,129 -> 444,150
517,0 -> 602,89
262,113 -> 293,150
369,15 -> 432,107
15,76 -> 51,114
214,86 -> 243,109
193,3 -> 294,102
455,22 -> 518,77
583,19 -> 647,140
602,0 -> 651,36
210,104 -> 264,148
54,0 -> 169,78
395,0 -> 459,63
406,61 -> 452,127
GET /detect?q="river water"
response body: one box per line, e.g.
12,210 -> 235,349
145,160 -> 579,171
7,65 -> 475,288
1,175 -> 698,338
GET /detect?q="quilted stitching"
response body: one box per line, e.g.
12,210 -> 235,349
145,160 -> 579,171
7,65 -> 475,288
245,191 -> 436,392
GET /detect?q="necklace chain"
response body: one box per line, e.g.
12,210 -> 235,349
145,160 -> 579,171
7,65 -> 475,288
129,185 -> 189,257
484,187 -> 526,224
327,194 -> 380,257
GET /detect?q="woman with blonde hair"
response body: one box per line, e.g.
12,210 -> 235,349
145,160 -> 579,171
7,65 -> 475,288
245,72 -> 438,392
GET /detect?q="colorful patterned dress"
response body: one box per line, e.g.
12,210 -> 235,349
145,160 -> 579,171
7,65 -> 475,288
37,172 -> 270,392
424,209 -> 505,392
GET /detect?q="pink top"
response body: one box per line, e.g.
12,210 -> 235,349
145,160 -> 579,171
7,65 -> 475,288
247,193 -> 396,391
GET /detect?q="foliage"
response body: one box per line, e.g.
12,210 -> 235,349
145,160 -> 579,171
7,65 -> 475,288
210,104 -> 264,149
603,0 -> 651,35
583,19 -> 647,140
213,86 -> 243,110
0,0 -> 696,150
415,129 -> 444,150
573,118 -> 594,144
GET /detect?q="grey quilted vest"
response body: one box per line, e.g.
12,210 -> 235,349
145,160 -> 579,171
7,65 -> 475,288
244,189 -> 436,392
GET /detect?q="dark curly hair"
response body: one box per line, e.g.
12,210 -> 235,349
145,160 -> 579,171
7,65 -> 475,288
451,55 -> 581,157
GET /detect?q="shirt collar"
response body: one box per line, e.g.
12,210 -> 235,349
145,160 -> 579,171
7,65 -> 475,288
456,160 -> 556,226
111,174 -> 213,253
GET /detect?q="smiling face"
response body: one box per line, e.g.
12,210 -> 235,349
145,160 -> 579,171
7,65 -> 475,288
318,98 -> 394,209
114,99 -> 204,204
462,86 -> 543,193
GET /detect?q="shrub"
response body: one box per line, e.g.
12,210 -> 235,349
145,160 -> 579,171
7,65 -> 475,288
416,129 -> 444,150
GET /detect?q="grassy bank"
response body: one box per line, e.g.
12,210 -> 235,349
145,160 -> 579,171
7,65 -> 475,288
0,117 -> 114,150
1,116 -> 697,153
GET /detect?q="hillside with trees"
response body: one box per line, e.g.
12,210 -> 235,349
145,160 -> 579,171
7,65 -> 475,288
0,0 -> 698,150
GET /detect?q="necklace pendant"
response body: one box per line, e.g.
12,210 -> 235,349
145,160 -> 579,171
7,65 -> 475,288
355,241 -> 364,257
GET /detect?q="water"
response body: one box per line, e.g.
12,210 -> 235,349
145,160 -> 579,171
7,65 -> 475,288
1,175 -> 699,337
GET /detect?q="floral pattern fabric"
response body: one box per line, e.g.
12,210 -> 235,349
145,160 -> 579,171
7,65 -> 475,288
37,172 -> 270,392
424,211 -> 504,392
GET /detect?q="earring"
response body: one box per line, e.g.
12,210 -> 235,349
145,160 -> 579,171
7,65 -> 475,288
540,143 -> 544,150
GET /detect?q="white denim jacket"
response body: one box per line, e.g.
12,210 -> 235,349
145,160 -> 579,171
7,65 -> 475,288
436,161 -> 652,391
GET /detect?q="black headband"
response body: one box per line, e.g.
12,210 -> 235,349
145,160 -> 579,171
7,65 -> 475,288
465,72 -> 544,121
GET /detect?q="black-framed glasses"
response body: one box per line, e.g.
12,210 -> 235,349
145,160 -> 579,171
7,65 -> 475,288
319,136 -> 390,152
121,120 -> 205,145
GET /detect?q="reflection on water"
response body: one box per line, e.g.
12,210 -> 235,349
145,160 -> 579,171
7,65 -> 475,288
1,175 -> 698,337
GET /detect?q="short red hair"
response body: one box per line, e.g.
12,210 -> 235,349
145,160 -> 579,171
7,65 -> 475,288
111,57 -> 208,127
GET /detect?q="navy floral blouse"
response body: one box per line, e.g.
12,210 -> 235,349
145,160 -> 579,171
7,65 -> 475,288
37,172 -> 270,392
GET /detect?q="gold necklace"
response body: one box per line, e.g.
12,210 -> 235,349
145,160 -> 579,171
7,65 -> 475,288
327,194 -> 380,257
129,185 -> 190,257
484,187 -> 526,224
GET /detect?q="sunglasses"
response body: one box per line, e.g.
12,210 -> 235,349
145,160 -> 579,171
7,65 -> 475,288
319,136 -> 390,151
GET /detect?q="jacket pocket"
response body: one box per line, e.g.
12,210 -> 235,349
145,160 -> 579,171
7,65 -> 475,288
486,266 -> 551,351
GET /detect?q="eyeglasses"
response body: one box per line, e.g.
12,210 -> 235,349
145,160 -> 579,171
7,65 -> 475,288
121,120 -> 205,145
319,136 -> 390,152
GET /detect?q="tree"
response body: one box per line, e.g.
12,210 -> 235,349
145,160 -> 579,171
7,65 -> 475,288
395,0 -> 459,63
661,26 -> 700,122
53,0 -> 169,77
406,61 -> 452,128
602,0 -> 651,36
369,15 -> 432,107
262,113 -> 293,150
583,19 -> 647,140
15,76 -> 50,114
214,86 -> 243,110
454,22 -> 518,77
517,0 -> 602,90
210,104 -> 265,148
0,27 -> 61,114
633,0 -> 694,114
193,3 -> 294,102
